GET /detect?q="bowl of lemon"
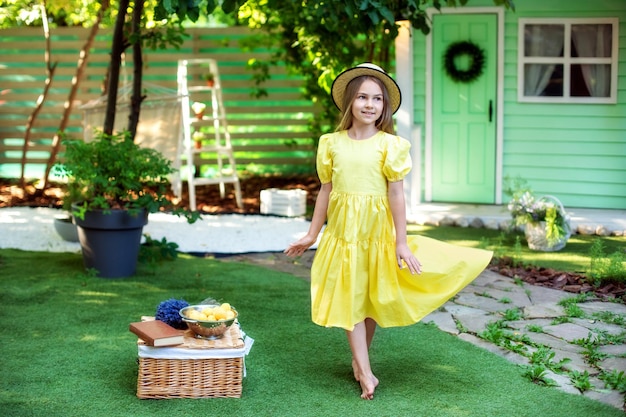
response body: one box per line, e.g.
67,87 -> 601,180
179,303 -> 238,339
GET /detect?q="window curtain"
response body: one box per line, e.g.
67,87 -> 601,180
571,24 -> 612,97
524,25 -> 564,96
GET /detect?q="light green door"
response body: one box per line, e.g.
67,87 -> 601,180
431,14 -> 497,203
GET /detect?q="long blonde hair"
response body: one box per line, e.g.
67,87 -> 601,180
336,75 -> 395,134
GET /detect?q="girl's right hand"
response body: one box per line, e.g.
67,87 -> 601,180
284,234 -> 317,258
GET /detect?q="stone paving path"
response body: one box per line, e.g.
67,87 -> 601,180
219,251 -> 626,411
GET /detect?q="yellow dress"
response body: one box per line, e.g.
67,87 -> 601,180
311,130 -> 493,331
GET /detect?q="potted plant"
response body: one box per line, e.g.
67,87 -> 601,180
53,213 -> 79,242
55,130 -> 178,278
191,102 -> 206,119
505,177 -> 571,251
191,131 -> 204,149
203,72 -> 215,87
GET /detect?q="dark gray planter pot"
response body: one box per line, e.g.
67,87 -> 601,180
54,215 -> 79,242
72,207 -> 148,278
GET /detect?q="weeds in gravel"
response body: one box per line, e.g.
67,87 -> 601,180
574,333 -> 609,366
521,364 -> 558,386
529,346 -> 571,373
480,320 -> 530,354
570,370 -> 594,393
526,324 -> 544,333
551,316 -> 572,325
564,303 -> 585,318
481,321 -> 507,345
600,370 -> 626,393
592,311 -> 625,326
502,307 -> 524,321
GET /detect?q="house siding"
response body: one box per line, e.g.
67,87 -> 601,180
411,0 -> 626,210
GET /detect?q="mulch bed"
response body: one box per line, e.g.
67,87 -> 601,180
1,176 -> 623,301
0,175 -> 321,214
490,257 -> 625,302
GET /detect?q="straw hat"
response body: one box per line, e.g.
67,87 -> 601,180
331,63 -> 402,114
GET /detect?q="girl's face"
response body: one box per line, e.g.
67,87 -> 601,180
350,79 -> 384,127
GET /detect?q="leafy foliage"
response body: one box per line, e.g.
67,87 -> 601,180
521,364 -> 558,387
234,0 -> 515,140
55,130 -> 174,217
140,235 -> 180,264
588,238 -> 626,283
570,370 -> 594,393
600,370 -> 626,393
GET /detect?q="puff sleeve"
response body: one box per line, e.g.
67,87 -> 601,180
382,135 -> 412,182
316,134 -> 333,184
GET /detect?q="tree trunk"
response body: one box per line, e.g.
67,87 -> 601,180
40,2 -> 109,190
103,0 -> 129,136
127,0 -> 144,140
19,1 -> 56,188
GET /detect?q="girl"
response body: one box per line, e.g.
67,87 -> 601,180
284,63 -> 492,400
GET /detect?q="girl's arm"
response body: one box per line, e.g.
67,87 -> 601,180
388,180 -> 421,274
284,182 -> 332,257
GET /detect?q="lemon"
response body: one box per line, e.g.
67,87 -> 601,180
187,309 -> 205,321
213,308 -> 227,320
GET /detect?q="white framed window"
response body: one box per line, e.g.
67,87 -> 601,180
517,18 -> 619,104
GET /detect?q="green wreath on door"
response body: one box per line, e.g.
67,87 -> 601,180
443,41 -> 486,83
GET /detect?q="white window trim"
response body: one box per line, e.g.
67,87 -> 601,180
517,17 -> 619,104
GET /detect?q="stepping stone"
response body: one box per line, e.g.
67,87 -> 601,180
543,322 -> 595,342
601,357 -> 626,372
454,293 -> 508,313
422,311 -> 459,335
599,344 -> 626,356
571,318 -> 625,336
454,313 -> 496,334
524,285 -> 567,304
518,331 -> 583,354
523,304 -> 565,319
442,303 -> 488,317
578,301 -> 626,316
473,287 -> 532,307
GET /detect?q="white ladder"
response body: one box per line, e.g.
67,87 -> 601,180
176,58 -> 242,211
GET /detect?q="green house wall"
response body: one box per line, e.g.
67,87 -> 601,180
410,0 -> 626,209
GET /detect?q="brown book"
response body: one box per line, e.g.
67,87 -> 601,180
129,320 -> 184,347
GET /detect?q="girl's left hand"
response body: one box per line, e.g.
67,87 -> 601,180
396,243 -> 422,275
284,234 -> 317,258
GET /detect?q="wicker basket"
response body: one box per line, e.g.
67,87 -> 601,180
136,319 -> 248,399
524,195 -> 571,252
137,356 -> 243,399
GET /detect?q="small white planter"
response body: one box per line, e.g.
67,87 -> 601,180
260,188 -> 307,217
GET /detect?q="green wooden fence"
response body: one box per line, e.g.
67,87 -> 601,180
0,26 -> 319,180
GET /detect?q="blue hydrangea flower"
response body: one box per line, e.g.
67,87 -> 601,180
155,298 -> 189,329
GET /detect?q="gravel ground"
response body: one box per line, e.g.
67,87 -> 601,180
0,207 -> 317,254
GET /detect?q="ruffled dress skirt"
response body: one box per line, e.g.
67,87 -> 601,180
310,191 -> 493,331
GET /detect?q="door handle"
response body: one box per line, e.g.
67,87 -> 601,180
488,100 -> 493,122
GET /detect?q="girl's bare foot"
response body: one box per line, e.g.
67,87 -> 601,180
359,374 -> 379,400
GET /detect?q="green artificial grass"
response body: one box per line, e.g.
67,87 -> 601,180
1,249 -> 623,417
409,224 -> 625,278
